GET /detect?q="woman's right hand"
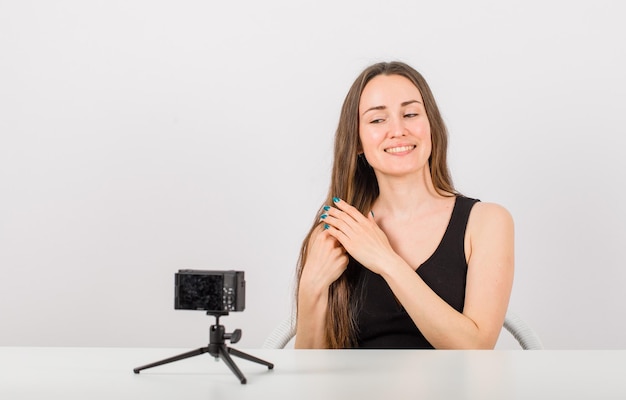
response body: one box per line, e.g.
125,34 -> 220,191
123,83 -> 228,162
299,224 -> 349,294
296,224 -> 349,348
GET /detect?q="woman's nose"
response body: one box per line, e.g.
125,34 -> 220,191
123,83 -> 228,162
388,116 -> 407,138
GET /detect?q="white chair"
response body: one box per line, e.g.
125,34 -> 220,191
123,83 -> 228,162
262,309 -> 543,350
502,311 -> 544,349
262,308 -> 297,349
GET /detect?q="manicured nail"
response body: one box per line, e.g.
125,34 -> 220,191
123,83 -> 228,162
323,223 -> 330,230
370,210 -> 375,217
323,205 -> 331,211
332,197 -> 340,203
320,214 -> 328,219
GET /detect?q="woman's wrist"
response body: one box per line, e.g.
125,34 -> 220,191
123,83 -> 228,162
377,253 -> 413,281
298,280 -> 329,308
299,267 -> 333,298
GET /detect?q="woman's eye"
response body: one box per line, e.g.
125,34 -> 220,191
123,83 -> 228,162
370,118 -> 384,124
404,113 -> 418,118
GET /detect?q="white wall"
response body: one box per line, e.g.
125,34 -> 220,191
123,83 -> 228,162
1,0 -> 624,350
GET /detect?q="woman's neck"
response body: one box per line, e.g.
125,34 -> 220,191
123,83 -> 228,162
373,169 -> 450,220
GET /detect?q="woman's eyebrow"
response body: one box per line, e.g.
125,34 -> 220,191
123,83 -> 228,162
401,99 -> 422,107
362,105 -> 386,116
361,100 -> 422,116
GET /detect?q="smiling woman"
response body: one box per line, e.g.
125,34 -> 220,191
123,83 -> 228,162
294,61 -> 514,349
358,74 -> 432,179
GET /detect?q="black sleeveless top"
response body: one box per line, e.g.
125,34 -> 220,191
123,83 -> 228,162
353,196 -> 479,349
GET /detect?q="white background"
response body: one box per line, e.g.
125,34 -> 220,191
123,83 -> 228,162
1,0 -> 624,350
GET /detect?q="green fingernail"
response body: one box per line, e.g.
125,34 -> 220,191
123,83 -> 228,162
323,205 -> 331,211
324,223 -> 330,230
371,210 -> 375,217
332,197 -> 340,203
320,214 -> 328,219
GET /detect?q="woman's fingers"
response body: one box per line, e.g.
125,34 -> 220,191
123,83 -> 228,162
303,225 -> 349,286
330,197 -> 367,223
319,198 -> 394,274
320,198 -> 373,241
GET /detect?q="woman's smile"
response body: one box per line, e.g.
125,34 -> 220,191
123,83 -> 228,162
384,145 -> 416,154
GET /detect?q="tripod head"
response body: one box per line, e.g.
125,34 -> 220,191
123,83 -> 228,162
207,312 -> 242,345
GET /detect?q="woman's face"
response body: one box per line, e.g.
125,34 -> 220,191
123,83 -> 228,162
358,74 -> 431,179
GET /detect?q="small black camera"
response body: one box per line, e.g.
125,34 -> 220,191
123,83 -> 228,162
174,269 -> 245,312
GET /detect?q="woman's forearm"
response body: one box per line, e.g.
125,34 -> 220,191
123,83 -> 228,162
381,260 -> 493,349
294,284 -> 329,348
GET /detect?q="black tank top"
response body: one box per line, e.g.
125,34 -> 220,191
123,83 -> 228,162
353,196 -> 479,348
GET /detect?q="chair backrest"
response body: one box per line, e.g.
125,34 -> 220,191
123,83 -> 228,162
262,309 -> 543,349
502,311 -> 544,349
262,309 -> 297,349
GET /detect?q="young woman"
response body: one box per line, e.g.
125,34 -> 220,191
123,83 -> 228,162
295,61 -> 514,349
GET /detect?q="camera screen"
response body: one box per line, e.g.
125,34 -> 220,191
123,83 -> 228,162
176,274 -> 225,311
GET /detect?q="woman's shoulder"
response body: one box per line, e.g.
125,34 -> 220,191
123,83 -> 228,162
466,199 -> 514,234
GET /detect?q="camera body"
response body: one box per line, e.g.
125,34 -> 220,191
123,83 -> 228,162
174,269 -> 245,312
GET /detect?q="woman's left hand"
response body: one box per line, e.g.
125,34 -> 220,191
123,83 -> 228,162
322,198 -> 396,275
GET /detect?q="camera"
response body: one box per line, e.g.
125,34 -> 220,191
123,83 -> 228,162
174,269 -> 245,312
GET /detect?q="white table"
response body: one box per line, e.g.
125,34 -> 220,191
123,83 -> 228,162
1,347 -> 625,399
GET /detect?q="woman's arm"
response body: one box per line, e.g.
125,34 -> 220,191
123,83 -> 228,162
295,225 -> 349,348
295,279 -> 328,348
324,199 -> 514,349
384,203 -> 513,348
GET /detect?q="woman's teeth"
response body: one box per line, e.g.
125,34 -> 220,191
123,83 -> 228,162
385,145 -> 415,153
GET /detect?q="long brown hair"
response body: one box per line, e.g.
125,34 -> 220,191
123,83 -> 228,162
296,61 -> 456,348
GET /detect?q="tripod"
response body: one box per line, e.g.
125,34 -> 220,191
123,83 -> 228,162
133,312 -> 274,384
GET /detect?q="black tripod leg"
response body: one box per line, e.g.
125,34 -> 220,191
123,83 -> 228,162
133,347 -> 209,373
217,345 -> 248,384
228,347 -> 274,369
